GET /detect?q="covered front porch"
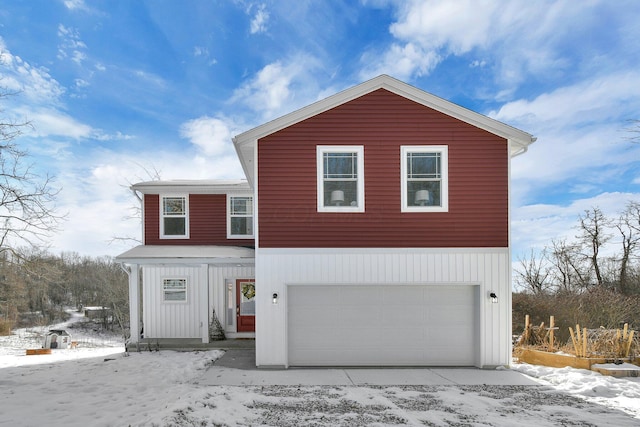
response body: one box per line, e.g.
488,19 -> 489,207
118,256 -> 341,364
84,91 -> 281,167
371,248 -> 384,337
116,245 -> 255,351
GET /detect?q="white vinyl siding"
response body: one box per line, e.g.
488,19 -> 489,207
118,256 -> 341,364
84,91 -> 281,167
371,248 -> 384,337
142,266 -> 205,339
255,248 -> 511,368
317,146 -> 365,213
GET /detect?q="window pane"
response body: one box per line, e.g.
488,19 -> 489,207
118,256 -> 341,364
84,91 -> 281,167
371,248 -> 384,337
164,217 -> 186,235
164,291 -> 186,301
231,197 -> 252,215
407,181 -> 441,207
164,279 -> 186,290
324,152 -> 357,179
231,217 -> 253,236
323,180 -> 358,207
407,152 -> 440,179
163,197 -> 185,215
163,279 -> 186,302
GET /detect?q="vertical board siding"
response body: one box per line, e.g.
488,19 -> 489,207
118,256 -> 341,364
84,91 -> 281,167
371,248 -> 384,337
255,248 -> 510,368
144,194 -> 254,247
142,266 -> 204,339
257,89 -> 508,248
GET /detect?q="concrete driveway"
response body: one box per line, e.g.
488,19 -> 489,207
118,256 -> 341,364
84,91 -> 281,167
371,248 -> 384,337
201,349 -> 541,386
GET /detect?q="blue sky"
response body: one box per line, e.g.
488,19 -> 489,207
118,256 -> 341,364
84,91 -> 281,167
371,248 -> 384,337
0,0 -> 639,258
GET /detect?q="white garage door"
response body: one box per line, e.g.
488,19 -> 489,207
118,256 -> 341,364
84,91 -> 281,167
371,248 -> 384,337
288,285 -> 478,366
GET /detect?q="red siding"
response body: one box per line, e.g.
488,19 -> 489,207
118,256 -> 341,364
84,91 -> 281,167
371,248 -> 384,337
257,89 -> 508,248
144,194 -> 254,247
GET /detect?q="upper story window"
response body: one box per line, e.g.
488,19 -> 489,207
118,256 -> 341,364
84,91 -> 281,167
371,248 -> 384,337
227,195 -> 254,238
316,145 -> 365,213
401,146 -> 448,212
160,195 -> 189,238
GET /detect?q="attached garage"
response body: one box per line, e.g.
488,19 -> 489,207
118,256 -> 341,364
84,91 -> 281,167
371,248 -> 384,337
287,284 -> 479,367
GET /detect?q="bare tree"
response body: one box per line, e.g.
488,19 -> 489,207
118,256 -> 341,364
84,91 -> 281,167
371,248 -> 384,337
615,201 -> 640,294
0,89 -> 63,252
548,238 -> 591,293
624,119 -> 640,143
576,207 -> 611,288
109,163 -> 162,246
514,249 -> 552,294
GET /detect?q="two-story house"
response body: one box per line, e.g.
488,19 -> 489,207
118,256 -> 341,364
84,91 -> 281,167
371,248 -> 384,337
117,75 -> 535,368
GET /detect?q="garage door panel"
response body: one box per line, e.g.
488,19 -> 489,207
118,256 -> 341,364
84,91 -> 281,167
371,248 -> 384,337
289,285 -> 341,305
338,306 -> 384,327
383,306 -> 424,323
288,284 -> 477,366
383,286 -> 425,304
338,286 -> 383,305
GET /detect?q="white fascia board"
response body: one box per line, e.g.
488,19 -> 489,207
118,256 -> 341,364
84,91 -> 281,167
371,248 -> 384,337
117,257 -> 255,265
115,245 -> 255,265
131,180 -> 251,195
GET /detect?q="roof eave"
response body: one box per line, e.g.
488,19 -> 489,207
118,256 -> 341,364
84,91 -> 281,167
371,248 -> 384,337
131,180 -> 252,194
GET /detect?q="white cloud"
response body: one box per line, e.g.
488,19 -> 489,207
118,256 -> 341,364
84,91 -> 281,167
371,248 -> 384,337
250,3 -> 269,34
57,25 -> 88,65
359,42 -> 441,81
92,131 -> 134,141
490,72 -> 640,132
180,116 -> 239,156
230,55 -> 322,120
0,40 -> 66,105
390,0 -> 499,53
193,46 -> 208,57
492,72 -> 640,192
367,0 -> 629,90
24,108 -> 93,139
512,192 -> 640,258
63,0 -> 86,10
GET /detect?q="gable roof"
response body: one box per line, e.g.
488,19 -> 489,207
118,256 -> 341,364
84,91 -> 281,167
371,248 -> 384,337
233,74 -> 536,186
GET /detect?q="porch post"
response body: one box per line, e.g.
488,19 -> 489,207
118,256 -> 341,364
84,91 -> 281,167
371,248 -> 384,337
128,264 -> 141,344
200,264 -> 210,344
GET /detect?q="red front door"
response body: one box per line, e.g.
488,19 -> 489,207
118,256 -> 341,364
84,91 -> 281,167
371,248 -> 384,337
236,279 -> 256,332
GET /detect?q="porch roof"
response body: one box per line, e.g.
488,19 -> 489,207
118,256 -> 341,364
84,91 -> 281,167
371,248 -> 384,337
115,245 -> 255,265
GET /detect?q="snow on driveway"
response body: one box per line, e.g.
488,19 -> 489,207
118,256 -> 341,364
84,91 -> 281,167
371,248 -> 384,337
1,316 -> 639,426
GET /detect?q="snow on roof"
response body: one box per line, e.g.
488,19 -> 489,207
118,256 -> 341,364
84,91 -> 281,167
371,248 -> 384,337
115,245 -> 255,264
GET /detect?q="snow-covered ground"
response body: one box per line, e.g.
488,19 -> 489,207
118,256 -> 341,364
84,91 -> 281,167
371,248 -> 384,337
1,312 -> 639,426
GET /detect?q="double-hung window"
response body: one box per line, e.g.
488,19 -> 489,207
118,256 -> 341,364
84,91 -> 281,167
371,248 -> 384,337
317,145 -> 364,212
227,195 -> 254,238
401,146 -> 448,212
160,195 -> 189,238
163,278 -> 187,302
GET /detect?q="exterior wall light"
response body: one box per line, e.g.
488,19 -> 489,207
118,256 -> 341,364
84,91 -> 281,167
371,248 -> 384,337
489,292 -> 498,303
272,292 -> 278,304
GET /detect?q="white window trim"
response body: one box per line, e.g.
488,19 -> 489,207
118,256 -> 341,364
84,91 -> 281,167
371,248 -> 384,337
316,145 -> 365,213
401,145 -> 449,213
160,194 -> 189,239
162,277 -> 188,303
227,194 -> 255,239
